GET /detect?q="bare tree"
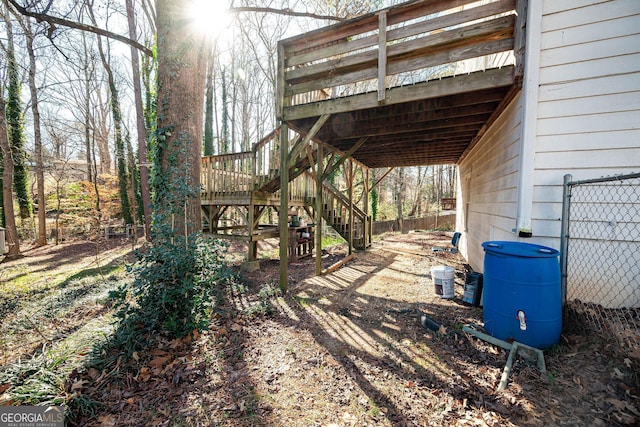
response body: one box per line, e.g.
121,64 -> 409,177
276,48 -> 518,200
87,1 -> 133,225
125,0 -> 151,239
0,96 -> 20,257
16,14 -> 47,245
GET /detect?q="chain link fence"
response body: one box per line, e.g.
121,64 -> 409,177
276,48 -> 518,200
561,173 -> 640,353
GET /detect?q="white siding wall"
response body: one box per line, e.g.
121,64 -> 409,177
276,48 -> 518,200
456,94 -> 523,271
534,0 -> 640,243
538,0 -> 640,307
458,0 -> 640,275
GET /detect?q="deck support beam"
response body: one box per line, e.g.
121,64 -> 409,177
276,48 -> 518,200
287,114 -> 330,166
321,137 -> 368,181
315,142 -> 324,275
279,124 -> 290,292
377,11 -> 387,102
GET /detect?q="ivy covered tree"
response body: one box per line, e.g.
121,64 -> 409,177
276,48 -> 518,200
4,9 -> 31,220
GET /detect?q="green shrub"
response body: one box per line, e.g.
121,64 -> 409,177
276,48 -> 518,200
113,236 -> 233,344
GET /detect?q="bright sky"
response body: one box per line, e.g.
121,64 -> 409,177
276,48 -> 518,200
186,0 -> 232,41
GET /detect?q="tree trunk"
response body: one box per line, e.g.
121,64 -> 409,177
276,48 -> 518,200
23,19 -> 47,246
203,54 -> 215,156
155,0 -> 207,239
125,0 -> 152,240
221,68 -> 229,153
0,98 -> 20,257
4,10 -> 31,221
92,26 -> 134,225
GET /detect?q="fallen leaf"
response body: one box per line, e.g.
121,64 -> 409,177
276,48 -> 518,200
87,368 -> 101,379
150,348 -> 170,357
231,322 -> 242,332
97,414 -> 117,427
606,398 -> 626,411
71,380 -> 88,391
0,384 -> 10,394
148,355 -> 171,368
137,367 -> 151,382
132,351 -> 139,362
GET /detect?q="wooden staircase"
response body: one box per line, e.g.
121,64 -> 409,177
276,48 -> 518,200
201,128 -> 371,253
320,180 -> 371,250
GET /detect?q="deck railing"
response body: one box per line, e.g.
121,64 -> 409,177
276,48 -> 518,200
277,0 -> 523,120
201,129 -> 316,204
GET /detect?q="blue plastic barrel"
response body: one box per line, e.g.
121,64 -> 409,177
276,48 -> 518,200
482,241 -> 561,349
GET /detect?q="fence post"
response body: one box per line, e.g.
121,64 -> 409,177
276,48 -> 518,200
0,227 -> 6,255
559,174 -> 572,306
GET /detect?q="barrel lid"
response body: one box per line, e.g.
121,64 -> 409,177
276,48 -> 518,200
482,241 -> 559,258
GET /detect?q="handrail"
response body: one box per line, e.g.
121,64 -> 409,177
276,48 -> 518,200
278,0 -> 519,115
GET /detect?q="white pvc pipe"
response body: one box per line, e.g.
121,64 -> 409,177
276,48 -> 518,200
515,0 -> 543,237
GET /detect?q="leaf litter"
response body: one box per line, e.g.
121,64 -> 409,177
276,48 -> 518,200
1,234 -> 638,425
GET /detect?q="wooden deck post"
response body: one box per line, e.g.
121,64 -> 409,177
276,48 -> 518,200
279,124 -> 289,292
377,11 -> 387,102
364,167 -> 370,248
347,160 -> 354,255
248,205 -> 258,262
315,142 -> 323,275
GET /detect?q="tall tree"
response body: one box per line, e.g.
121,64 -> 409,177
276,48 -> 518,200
88,4 -> 134,225
4,7 -> 31,220
80,30 -> 95,183
220,67 -> 229,153
19,16 -> 47,246
154,0 -> 207,239
203,54 -> 215,156
0,96 -> 20,257
125,0 -> 152,238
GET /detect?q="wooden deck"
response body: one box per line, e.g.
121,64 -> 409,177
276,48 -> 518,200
201,0 -> 526,287
277,0 -> 525,168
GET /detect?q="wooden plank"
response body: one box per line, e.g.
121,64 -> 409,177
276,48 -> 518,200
514,0 -> 526,78
321,137 -> 368,180
282,0 -> 470,54
287,114 -> 330,166
304,143 -> 317,181
285,15 -> 515,88
322,103 -> 497,141
378,11 -> 387,102
315,142 -> 323,275
283,66 -> 515,121
322,253 -> 356,274
279,124 -> 290,292
286,35 -> 514,101
276,41 -> 286,121
287,0 -> 514,69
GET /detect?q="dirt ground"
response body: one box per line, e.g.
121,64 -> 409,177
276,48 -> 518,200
2,232 -> 639,426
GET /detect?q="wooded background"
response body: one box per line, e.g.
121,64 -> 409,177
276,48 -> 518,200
0,0 -> 456,257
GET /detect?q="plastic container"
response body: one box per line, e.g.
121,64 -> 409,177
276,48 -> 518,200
463,272 -> 483,306
482,241 -> 561,349
430,266 -> 455,298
